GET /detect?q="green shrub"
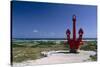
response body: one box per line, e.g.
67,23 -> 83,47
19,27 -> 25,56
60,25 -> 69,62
80,41 -> 97,51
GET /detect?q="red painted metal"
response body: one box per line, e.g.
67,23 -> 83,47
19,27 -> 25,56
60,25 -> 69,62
66,15 -> 84,53
73,15 -> 76,41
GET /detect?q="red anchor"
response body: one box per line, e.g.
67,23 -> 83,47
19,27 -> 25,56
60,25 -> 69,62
65,15 -> 84,53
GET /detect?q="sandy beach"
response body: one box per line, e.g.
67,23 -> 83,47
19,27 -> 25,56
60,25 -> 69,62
12,50 -> 96,67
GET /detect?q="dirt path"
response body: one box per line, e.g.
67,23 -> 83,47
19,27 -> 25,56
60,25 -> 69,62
12,50 -> 96,67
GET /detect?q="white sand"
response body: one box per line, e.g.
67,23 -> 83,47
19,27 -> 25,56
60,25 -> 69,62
12,50 -> 96,67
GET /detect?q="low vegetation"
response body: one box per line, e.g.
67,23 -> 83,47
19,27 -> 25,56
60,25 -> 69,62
12,41 -> 67,62
12,40 -> 97,63
80,41 -> 97,51
90,54 -> 97,61
80,41 -> 97,61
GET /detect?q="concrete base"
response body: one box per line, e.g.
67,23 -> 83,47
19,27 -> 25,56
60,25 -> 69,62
70,49 -> 78,53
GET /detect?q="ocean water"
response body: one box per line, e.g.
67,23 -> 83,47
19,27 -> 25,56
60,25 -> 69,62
12,38 -> 97,42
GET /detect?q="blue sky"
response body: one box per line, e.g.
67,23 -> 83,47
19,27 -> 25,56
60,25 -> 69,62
12,1 -> 97,38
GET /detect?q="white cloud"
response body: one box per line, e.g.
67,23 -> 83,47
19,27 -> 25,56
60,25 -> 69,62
33,29 -> 38,33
